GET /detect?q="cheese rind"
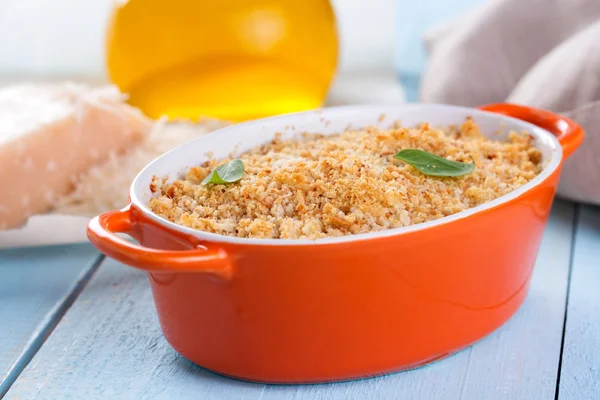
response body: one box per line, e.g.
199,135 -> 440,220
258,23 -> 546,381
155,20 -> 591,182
0,83 -> 152,229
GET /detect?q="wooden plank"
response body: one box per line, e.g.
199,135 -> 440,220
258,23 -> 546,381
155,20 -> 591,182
558,205 -> 600,399
0,244 -> 101,397
6,202 -> 574,400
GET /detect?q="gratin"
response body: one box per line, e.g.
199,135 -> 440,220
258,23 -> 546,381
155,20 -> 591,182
149,119 -> 542,239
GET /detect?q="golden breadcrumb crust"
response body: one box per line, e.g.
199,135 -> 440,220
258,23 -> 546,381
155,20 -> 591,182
149,119 -> 542,239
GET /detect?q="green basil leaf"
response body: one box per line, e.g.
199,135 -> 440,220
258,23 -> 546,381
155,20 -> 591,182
202,159 -> 245,185
393,149 -> 474,177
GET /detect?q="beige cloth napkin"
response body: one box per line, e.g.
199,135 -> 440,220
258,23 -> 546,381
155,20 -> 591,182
421,0 -> 600,205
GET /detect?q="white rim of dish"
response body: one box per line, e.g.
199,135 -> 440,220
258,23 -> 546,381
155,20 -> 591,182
130,104 -> 563,247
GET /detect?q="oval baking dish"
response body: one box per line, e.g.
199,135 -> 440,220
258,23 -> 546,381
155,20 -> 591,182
88,103 -> 583,383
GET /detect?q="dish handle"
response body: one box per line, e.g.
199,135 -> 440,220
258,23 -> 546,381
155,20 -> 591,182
87,206 -> 233,278
478,103 -> 584,159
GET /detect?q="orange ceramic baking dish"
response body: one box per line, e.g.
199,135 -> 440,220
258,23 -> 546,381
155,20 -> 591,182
87,104 -> 583,383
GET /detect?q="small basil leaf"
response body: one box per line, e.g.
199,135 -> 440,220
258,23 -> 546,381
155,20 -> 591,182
202,159 -> 245,185
393,149 -> 474,177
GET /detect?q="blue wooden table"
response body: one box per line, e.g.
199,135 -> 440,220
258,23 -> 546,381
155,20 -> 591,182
1,200 -> 599,399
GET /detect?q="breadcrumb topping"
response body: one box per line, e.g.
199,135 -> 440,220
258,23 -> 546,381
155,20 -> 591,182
149,119 -> 542,239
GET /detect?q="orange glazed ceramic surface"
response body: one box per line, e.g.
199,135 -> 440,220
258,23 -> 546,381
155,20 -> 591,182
87,104 -> 583,383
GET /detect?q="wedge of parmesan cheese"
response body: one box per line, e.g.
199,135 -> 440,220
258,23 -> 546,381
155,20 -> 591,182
0,83 -> 152,229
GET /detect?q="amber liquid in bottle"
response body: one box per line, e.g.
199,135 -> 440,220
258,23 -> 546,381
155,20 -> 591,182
106,0 -> 338,121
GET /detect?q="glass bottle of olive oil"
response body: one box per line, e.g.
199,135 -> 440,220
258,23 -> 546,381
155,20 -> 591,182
105,0 -> 338,122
